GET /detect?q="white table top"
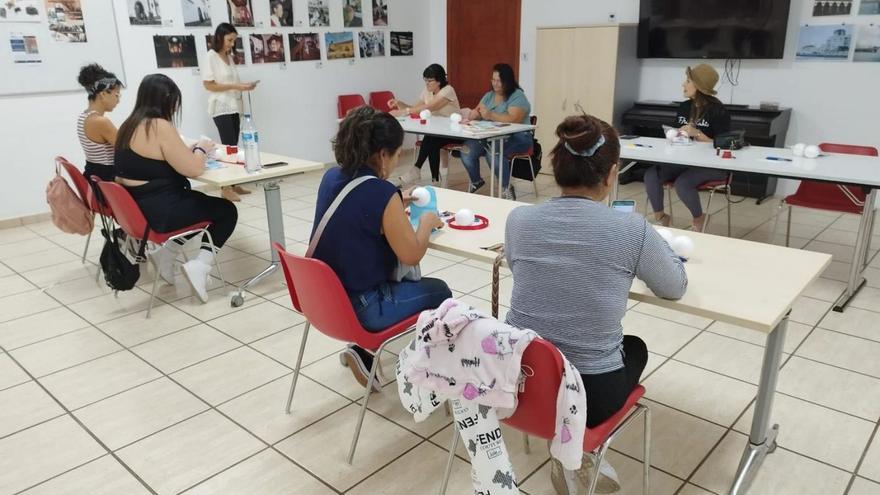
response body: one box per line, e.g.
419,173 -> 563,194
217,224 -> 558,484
619,137 -> 880,188
195,152 -> 325,188
399,116 -> 535,140
431,188 -> 831,333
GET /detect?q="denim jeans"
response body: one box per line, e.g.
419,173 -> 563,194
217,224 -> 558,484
460,131 -> 533,188
349,277 -> 452,332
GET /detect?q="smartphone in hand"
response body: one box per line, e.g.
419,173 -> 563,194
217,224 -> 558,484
611,200 -> 636,213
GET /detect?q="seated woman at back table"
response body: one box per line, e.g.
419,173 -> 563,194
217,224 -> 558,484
459,62 -> 532,200
504,114 -> 687,493
312,106 -> 452,388
114,74 -> 238,303
643,63 -> 731,232
76,63 -> 124,182
390,63 -> 462,187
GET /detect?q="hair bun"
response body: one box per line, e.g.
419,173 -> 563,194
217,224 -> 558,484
556,115 -> 602,153
77,63 -> 107,89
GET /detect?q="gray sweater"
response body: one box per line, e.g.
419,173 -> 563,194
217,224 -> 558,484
504,197 -> 688,374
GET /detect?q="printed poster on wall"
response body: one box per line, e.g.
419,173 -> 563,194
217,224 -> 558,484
249,33 -> 284,63
812,0 -> 853,16
854,25 -> 880,62
358,31 -> 384,58
127,0 -> 161,25
182,0 -> 211,26
9,32 -> 41,64
204,34 -> 245,64
0,0 -> 41,22
308,0 -> 328,27
390,31 -> 412,56
270,0 -> 292,26
289,32 -> 320,61
45,0 -> 87,42
227,0 -> 253,27
325,31 -> 353,60
859,0 -> 880,15
796,24 -> 853,59
342,0 -> 362,27
372,0 -> 387,26
154,34 -> 198,68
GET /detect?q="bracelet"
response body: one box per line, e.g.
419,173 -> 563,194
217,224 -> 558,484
193,146 -> 207,155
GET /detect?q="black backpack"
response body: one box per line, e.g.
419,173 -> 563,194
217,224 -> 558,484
93,185 -> 148,292
511,136 -> 542,181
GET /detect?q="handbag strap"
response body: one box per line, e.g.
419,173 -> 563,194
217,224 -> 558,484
306,175 -> 376,258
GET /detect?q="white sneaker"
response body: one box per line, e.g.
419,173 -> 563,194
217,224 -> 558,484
151,246 -> 178,285
439,164 -> 449,187
182,259 -> 212,303
398,166 -> 421,186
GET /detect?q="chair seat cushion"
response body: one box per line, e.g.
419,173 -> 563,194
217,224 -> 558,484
352,312 -> 419,351
583,385 -> 645,452
785,192 -> 863,215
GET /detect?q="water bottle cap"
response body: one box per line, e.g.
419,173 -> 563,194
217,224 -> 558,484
244,113 -> 252,118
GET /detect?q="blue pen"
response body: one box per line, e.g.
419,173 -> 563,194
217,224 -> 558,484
634,143 -> 653,148
765,156 -> 792,162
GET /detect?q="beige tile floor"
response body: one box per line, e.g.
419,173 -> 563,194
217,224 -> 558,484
1,161 -> 879,495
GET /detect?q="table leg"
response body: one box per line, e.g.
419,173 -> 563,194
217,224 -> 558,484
833,188 -> 876,312
488,138 -> 497,198
498,136 -> 505,198
728,312 -> 788,495
612,161 -> 639,203
230,179 -> 287,307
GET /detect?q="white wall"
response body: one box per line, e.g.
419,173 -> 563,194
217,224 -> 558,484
2,0 -> 434,221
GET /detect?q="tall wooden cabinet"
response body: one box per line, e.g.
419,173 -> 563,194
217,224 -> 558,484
534,24 -> 639,166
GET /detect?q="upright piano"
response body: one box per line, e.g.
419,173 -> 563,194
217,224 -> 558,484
621,100 -> 792,202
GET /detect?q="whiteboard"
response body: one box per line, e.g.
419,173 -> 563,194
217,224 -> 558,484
0,0 -> 125,96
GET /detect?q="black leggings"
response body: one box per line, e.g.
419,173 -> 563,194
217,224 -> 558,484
84,162 -> 115,182
213,113 -> 241,146
581,335 -> 648,428
126,181 -> 238,249
415,135 -> 464,180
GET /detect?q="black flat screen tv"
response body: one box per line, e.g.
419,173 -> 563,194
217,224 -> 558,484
638,0 -> 791,59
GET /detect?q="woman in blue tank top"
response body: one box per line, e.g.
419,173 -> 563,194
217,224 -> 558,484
312,106 -> 452,389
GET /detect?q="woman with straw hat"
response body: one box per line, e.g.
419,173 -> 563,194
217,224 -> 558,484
643,63 -> 731,232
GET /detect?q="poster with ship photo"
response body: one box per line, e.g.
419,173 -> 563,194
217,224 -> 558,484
0,0 -> 41,22
204,34 -> 245,64
154,34 -> 198,68
796,24 -> 852,59
390,31 -> 412,56
45,0 -> 87,42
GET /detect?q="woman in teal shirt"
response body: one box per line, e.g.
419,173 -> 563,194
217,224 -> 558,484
460,63 -> 532,200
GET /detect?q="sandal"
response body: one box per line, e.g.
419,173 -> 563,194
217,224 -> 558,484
232,185 -> 252,195
221,186 -> 241,202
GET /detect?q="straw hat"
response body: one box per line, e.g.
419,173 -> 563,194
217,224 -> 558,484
686,64 -> 719,96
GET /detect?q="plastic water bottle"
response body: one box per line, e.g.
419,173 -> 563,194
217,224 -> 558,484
240,113 -> 261,173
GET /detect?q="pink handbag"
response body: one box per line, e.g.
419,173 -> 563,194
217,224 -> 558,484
46,166 -> 93,235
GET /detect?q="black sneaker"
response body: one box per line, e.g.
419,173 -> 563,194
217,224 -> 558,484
468,178 -> 485,193
339,345 -> 381,392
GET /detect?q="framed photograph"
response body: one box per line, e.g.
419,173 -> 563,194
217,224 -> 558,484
250,33 -> 284,63
0,0 -> 41,22
182,0 -> 211,27
390,31 -> 412,56
854,24 -> 880,62
204,34 -> 245,64
269,0 -> 292,27
45,0 -> 87,42
127,0 -> 161,25
289,32 -> 321,61
342,0 -> 362,27
308,0 -> 328,27
859,0 -> 880,15
812,0 -> 853,16
358,30 -> 384,58
154,34 -> 198,68
372,0 -> 387,26
227,0 -> 253,27
796,24 -> 853,59
325,31 -> 354,60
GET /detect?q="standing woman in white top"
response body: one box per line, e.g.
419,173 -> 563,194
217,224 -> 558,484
76,64 -> 123,181
389,64 -> 462,186
202,22 -> 259,202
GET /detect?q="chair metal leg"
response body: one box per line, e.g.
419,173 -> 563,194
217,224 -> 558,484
523,432 -> 531,454
643,405 -> 652,495
285,321 -> 311,414
785,205 -> 793,247
146,256 -> 160,319
529,157 -> 539,197
202,230 -> 227,290
587,446 -> 608,495
703,189 -> 715,233
666,185 -> 674,224
726,188 -> 733,237
81,226 -> 92,263
438,422 -> 460,495
770,200 -> 785,244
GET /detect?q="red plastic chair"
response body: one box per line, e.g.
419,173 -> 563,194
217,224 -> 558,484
653,173 -> 733,236
368,90 -> 396,112
337,94 -> 367,119
507,115 -> 540,197
273,242 -> 419,464
439,339 -> 651,495
95,180 -> 226,317
56,156 -> 113,263
777,143 -> 878,246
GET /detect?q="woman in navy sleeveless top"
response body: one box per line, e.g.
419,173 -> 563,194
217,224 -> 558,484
312,106 -> 452,389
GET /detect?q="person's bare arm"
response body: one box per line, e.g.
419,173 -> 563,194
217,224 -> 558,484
156,120 -> 210,178
85,114 -> 118,145
482,105 -> 526,124
203,80 -> 255,92
382,194 -> 443,266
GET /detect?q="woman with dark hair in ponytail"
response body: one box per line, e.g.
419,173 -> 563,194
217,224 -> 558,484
312,106 -> 451,388
504,114 -> 687,493
76,63 -> 124,181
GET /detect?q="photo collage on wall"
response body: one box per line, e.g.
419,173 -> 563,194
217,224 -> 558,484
1,0 -> 88,53
799,0 -> 880,63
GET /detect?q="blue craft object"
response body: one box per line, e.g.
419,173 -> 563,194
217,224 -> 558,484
409,185 -> 438,230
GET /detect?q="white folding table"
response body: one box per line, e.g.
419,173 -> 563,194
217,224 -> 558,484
398,116 -> 535,198
618,137 -> 880,313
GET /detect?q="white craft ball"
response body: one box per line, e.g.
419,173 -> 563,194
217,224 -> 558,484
791,143 -> 806,157
671,235 -> 695,259
455,208 -> 475,226
419,109 -> 432,120
804,144 -> 820,158
665,128 -> 679,140
411,187 -> 430,207
656,228 -> 674,244
450,113 -> 463,123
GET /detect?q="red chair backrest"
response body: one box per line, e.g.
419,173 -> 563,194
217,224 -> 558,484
789,142 -> 879,211
274,244 -> 368,342
273,242 -> 303,313
338,94 -> 367,119
95,180 -> 149,239
56,156 -> 100,213
500,338 -> 565,439
368,91 -> 395,112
